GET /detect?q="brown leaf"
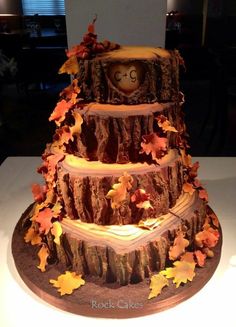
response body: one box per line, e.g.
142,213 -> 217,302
169,231 -> 189,261
50,271 -> 85,296
140,133 -> 168,161
148,273 -> 169,299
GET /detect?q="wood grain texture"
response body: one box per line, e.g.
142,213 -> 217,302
12,206 -> 222,318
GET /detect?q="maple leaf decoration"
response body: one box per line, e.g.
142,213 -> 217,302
60,79 -> 81,104
148,273 -> 169,299
35,207 -> 54,234
140,133 -> 168,161
37,244 -> 49,272
49,99 -> 74,126
39,153 -> 64,185
106,172 -> 133,209
31,183 -> 47,203
162,260 -> 196,288
131,188 -> 153,209
59,56 -> 80,75
195,226 -> 220,249
50,271 -> 85,296
65,15 -> 120,60
156,115 -> 178,133
169,231 -> 189,261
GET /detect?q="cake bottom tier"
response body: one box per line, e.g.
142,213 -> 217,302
47,192 -> 207,286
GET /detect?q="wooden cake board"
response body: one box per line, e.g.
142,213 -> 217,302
12,208 -> 222,319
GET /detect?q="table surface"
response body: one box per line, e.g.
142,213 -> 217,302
0,157 -> 236,327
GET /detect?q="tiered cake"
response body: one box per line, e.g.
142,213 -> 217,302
12,20 -> 221,316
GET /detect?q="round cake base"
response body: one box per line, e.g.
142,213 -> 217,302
12,207 -> 222,319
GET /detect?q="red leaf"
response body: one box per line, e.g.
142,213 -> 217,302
194,250 -> 206,267
35,208 -> 54,234
31,184 -> 47,203
131,189 -> 152,209
189,161 -> 200,179
49,100 -> 73,126
140,133 -> 168,161
199,188 -> 209,202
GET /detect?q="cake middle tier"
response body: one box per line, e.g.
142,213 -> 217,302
57,150 -> 183,225
64,100 -> 185,164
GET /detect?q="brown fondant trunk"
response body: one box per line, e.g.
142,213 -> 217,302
56,159 -> 184,225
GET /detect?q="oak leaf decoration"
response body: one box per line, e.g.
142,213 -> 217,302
148,273 -> 169,299
195,227 -> 219,249
31,183 -> 47,203
162,260 -> 196,288
35,207 -> 54,234
49,99 -> 73,126
183,182 -> 195,195
106,172 -> 133,209
156,115 -> 178,133
131,188 -> 153,210
140,133 -> 168,161
194,250 -> 206,267
60,79 -> 81,104
169,231 -> 189,261
59,55 -> 80,75
24,225 -> 42,245
50,271 -> 85,296
37,244 -> 49,272
180,252 -> 195,264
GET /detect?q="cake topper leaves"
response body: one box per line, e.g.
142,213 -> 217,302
183,182 -> 195,195
106,172 -> 133,209
37,244 -> 49,272
156,115 -> 178,133
49,99 -> 74,126
140,133 -> 168,161
131,188 -> 153,210
24,225 -> 42,245
31,183 -> 47,203
59,55 -> 80,75
148,273 -> 169,299
169,231 -> 189,261
50,271 -> 85,296
51,221 -> 62,245
161,260 -> 196,288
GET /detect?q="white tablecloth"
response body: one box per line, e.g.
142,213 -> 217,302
0,157 -> 236,327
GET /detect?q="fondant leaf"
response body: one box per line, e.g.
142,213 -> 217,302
195,227 -> 219,249
194,250 -> 206,267
60,79 -> 81,104
70,111 -> 83,136
35,207 -> 54,234
59,55 -> 80,75
49,99 -> 73,126
24,225 -> 42,245
37,244 -> 49,272
31,183 -> 47,203
148,273 -> 169,299
208,212 -> 219,228
51,221 -> 62,245
156,115 -> 177,133
138,217 -> 163,230
183,182 -> 195,195
198,188 -> 209,202
162,260 -> 196,288
140,133 -> 168,161
180,251 -> 195,264
106,172 -> 133,209
50,271 -> 85,296
169,231 -> 189,261
131,188 -> 152,209
189,161 -> 200,179
180,149 -> 192,167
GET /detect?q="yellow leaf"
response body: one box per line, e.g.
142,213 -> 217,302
24,225 -> 42,245
169,231 -> 189,261
51,221 -> 62,245
162,260 -> 196,288
59,56 -> 79,75
37,245 -> 49,272
148,273 -> 169,299
50,271 -> 85,296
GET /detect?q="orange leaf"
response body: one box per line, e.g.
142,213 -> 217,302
156,115 -> 178,133
60,79 -> 81,104
45,154 -> 64,185
35,207 -> 54,234
24,225 -> 42,245
31,183 -> 47,203
37,244 -> 49,272
162,260 -> 196,288
148,273 -> 169,299
169,231 -> 189,261
140,133 -> 168,161
59,56 -> 79,75
199,188 -> 209,202
49,99 -> 73,126
180,252 -> 195,264
208,212 -> 219,228
189,161 -> 200,179
194,250 -> 206,267
50,271 -> 85,296
183,182 -> 195,195
106,172 -> 133,209
195,228 -> 220,248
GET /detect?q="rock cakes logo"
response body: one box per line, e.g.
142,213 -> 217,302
91,299 -> 143,310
